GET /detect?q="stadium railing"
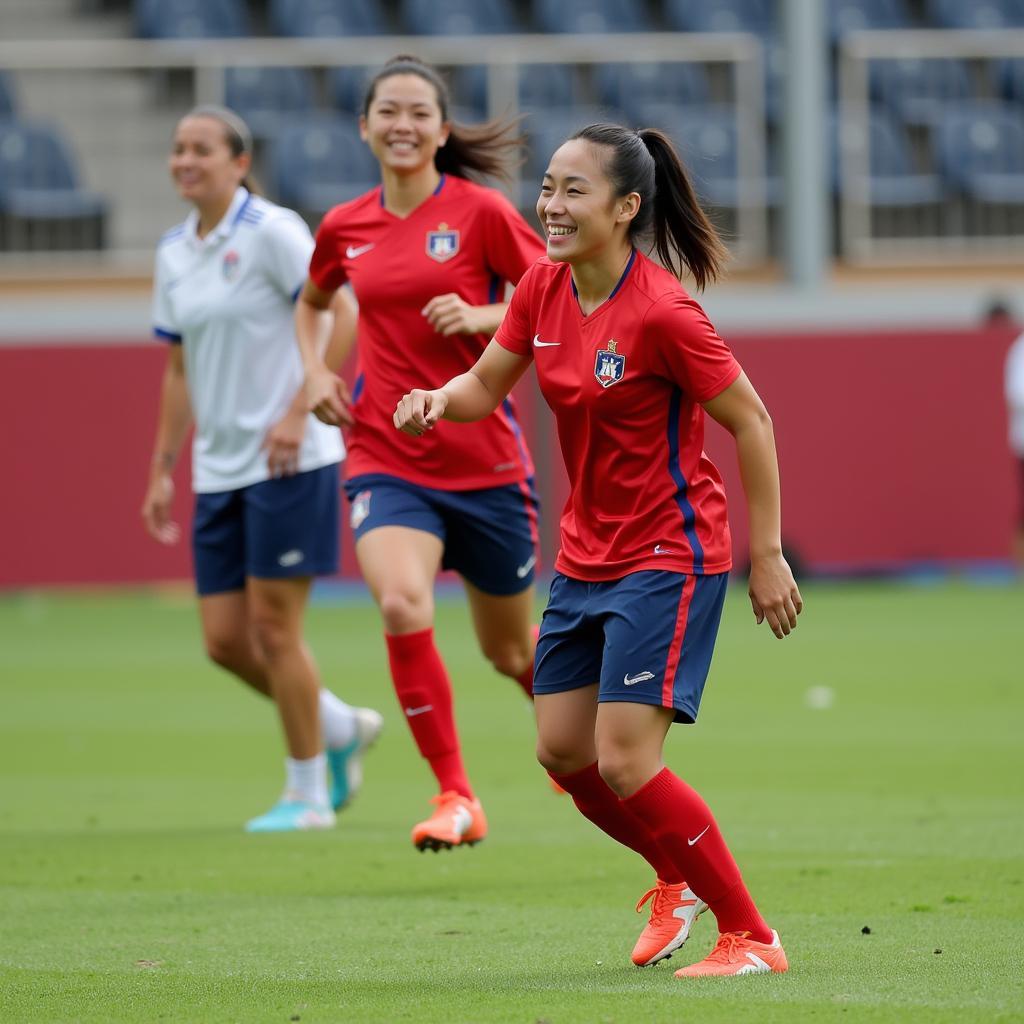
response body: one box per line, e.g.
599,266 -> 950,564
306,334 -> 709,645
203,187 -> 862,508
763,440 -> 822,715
0,33 -> 767,271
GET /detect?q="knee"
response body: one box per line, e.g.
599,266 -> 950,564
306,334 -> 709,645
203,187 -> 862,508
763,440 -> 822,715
596,751 -> 644,799
204,632 -> 250,675
249,613 -> 294,663
378,589 -> 431,635
483,639 -> 532,680
536,736 -> 588,777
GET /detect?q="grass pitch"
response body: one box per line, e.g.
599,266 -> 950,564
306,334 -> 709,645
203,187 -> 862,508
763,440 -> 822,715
1,580 -> 1022,1023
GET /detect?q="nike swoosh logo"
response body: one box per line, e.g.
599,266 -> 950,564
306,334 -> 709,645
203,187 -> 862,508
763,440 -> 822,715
404,704 -> 433,717
688,824 -> 711,846
623,671 -> 655,686
346,243 -> 374,259
533,334 -> 560,347
653,545 -> 673,555
516,555 -> 537,579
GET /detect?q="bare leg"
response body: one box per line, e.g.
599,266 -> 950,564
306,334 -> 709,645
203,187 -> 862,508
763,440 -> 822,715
197,590 -> 271,697
463,579 -> 537,684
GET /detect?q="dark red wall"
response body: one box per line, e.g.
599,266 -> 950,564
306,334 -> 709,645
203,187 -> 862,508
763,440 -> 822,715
0,326 -> 1016,588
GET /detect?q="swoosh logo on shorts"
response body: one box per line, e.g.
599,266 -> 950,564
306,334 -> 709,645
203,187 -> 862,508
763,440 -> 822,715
516,555 -> 537,579
623,671 -> 655,686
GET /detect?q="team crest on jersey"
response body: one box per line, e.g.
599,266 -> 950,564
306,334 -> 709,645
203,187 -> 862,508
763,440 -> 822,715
350,489 -> 372,530
426,222 -> 460,263
222,249 -> 240,281
594,339 -> 626,388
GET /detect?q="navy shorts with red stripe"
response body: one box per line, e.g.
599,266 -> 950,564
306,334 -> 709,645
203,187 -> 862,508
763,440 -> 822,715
344,472 -> 540,596
534,570 -> 728,723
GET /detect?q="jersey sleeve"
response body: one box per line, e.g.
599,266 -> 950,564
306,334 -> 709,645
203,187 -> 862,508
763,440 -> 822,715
151,248 -> 182,344
308,209 -> 348,293
645,292 -> 741,402
492,263 -> 536,357
261,210 -> 315,301
481,191 -> 546,285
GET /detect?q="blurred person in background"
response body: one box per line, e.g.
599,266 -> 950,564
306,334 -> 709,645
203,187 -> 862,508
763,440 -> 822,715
297,56 -> 546,852
142,105 -> 382,833
998,304 -> 1024,567
394,122 -> 801,978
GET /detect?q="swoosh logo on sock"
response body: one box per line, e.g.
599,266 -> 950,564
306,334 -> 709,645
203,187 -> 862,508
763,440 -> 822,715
687,824 -> 710,846
404,704 -> 433,717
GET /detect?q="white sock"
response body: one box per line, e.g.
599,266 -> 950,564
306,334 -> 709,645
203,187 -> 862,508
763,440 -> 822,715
285,753 -> 329,808
319,688 -> 357,749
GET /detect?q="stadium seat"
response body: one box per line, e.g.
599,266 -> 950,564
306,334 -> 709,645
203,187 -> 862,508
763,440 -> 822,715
135,0 -> 249,38
832,108 -> 944,205
270,113 -> 379,216
869,57 -> 973,127
0,119 -> 107,249
663,0 -> 774,35
269,0 -> 386,38
593,62 -> 712,125
328,66 -> 373,116
452,64 -> 579,117
925,0 -> 1024,30
533,0 -> 652,34
401,0 -> 519,34
993,57 -> 1024,104
934,101 -> 1024,203
0,71 -> 17,120
224,67 -> 316,140
828,0 -> 913,40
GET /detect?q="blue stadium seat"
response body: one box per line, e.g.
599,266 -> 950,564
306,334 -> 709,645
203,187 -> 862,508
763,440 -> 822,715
593,63 -> 712,125
828,0 -> 913,40
934,101 -> 1024,203
135,0 -> 249,38
224,67 -> 315,140
521,106 -> 623,200
269,0 -> 386,37
328,66 -> 373,116
869,57 -> 973,127
925,0 -> 1024,29
0,71 -> 17,120
0,120 -> 107,247
270,113 -> 379,215
452,64 -> 579,117
533,0 -> 652,34
832,109 -> 943,205
664,0 -> 774,35
992,57 -> 1024,104
401,0 -> 519,34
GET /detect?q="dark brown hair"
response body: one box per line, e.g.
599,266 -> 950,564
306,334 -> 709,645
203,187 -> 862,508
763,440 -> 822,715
185,104 -> 260,194
362,55 -> 524,184
571,123 -> 727,290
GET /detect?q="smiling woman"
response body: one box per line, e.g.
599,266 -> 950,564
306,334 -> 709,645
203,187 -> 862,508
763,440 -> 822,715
394,121 -> 802,981
144,105 -> 382,834
294,56 -> 547,853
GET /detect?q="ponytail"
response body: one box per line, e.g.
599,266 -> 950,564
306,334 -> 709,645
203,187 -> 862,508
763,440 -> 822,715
364,55 -> 525,184
571,123 -> 727,291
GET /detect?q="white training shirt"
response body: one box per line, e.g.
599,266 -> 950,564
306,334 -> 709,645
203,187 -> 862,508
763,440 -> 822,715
153,187 -> 344,493
1006,330 -> 1024,457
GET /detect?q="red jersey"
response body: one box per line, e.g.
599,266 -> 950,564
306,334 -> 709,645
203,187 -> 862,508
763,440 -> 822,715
309,174 -> 545,490
494,251 -> 741,581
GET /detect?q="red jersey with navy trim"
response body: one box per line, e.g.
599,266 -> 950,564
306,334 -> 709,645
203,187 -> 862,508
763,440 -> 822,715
494,251 -> 741,580
309,174 -> 545,490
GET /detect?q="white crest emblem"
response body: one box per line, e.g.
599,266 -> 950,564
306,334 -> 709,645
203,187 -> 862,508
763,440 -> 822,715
594,339 -> 626,388
426,222 -> 460,263
350,489 -> 372,530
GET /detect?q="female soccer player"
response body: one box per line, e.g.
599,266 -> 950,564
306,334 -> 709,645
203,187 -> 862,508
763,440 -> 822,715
394,123 -> 802,976
296,56 -> 547,853
143,105 -> 382,833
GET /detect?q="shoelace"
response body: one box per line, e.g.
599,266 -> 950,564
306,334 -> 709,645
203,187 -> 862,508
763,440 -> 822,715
705,931 -> 752,964
636,882 -> 670,918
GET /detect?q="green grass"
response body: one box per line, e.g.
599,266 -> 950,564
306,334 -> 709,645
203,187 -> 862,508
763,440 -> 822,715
1,580 -> 1022,1023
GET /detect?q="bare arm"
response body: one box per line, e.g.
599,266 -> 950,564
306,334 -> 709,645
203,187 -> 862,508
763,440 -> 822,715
141,345 -> 191,544
703,371 -> 803,638
394,340 -> 533,435
294,279 -> 355,426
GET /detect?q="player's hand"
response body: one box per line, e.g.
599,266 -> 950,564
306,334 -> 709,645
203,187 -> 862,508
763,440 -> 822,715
141,473 -> 180,545
422,293 -> 483,336
305,363 -> 353,427
748,552 -> 803,639
263,409 -> 306,477
394,388 -> 448,436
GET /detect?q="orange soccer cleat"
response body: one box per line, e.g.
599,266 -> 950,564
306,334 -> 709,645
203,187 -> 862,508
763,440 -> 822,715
675,929 -> 789,978
631,880 -> 708,966
411,791 -> 488,852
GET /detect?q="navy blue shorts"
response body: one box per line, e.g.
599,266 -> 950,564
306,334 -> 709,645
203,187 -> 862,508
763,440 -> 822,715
192,463 -> 340,596
534,570 -> 728,723
344,473 -> 539,596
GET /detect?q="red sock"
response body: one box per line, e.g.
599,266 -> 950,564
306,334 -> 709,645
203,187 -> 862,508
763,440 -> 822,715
512,624 -> 540,698
385,629 -> 472,799
622,767 -> 771,942
549,762 -> 683,883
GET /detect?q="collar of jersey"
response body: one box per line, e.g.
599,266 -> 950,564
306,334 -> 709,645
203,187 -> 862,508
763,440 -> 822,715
185,187 -> 250,250
378,173 -> 447,216
570,247 -> 636,319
